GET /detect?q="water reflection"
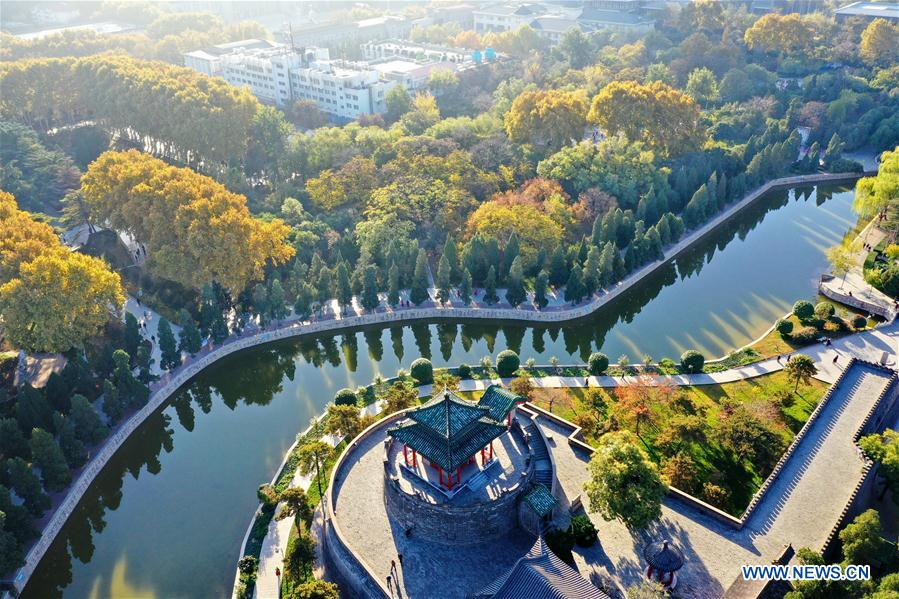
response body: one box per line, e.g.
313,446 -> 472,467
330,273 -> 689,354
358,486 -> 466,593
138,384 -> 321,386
24,184 -> 860,598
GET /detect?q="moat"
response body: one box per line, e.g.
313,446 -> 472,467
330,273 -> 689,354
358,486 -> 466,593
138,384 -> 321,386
24,182 -> 862,598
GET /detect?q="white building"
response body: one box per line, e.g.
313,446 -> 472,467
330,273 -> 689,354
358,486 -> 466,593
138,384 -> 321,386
183,39 -> 396,120
361,39 -> 472,65
473,3 -> 549,33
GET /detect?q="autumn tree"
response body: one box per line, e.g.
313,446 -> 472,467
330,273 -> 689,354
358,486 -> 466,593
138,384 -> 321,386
588,81 -> 704,158
325,404 -> 363,440
744,13 -> 817,57
383,381 -> 418,414
505,89 -> 588,152
860,19 -> 898,67
584,430 -> 667,529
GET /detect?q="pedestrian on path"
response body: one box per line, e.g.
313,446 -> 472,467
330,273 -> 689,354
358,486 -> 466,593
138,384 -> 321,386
584,377 -> 589,387
776,355 -> 781,364
833,354 -> 839,364
391,559 -> 397,577
387,574 -> 393,594
398,553 -> 403,567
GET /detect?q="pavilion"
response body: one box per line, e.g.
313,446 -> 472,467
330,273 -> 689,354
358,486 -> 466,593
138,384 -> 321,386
387,385 -> 521,491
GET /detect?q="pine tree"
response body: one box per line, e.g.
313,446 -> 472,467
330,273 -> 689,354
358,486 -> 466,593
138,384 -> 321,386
459,268 -> 472,305
178,309 -> 202,356
124,312 -> 141,358
716,172 -> 728,209
584,246 -> 602,296
293,282 -> 315,319
252,283 -> 270,327
443,236 -> 459,284
387,263 -> 400,307
30,428 -> 70,492
505,257 -> 526,307
565,264 -> 584,304
591,214 -> 603,246
503,233 -> 520,282
548,245 -> 568,287
360,265 -> 380,312
436,254 -> 452,305
102,379 -> 125,424
534,270 -> 549,309
463,235 -> 485,284
484,265 -> 499,304
657,215 -> 672,245
210,312 -> 229,343
410,249 -> 430,305
268,279 -> 289,321
7,456 -> 50,516
317,267 -> 333,308
113,349 -> 148,407
335,262 -> 352,313
158,318 -> 180,371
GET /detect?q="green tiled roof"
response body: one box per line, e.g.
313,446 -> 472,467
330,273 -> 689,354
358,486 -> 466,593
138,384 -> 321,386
388,390 -> 507,472
477,385 -> 520,422
523,483 -> 558,518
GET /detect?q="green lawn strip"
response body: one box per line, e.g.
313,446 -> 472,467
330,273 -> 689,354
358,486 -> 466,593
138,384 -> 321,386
748,311 -> 871,361
528,371 -> 827,516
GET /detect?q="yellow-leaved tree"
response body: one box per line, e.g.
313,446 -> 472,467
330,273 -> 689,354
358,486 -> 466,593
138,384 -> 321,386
860,19 -> 899,67
504,89 -> 588,152
0,191 -> 125,352
80,150 -> 294,294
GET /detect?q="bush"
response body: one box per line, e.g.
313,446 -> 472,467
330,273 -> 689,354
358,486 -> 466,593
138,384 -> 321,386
828,158 -> 863,173
334,388 -> 358,406
852,314 -> 868,330
238,555 -> 258,576
702,482 -> 730,508
410,358 -> 433,384
792,300 -> 814,321
680,350 -> 705,373
791,326 -> 819,345
775,318 -> 794,336
814,302 -> 835,320
588,352 -> 609,375
866,262 -> 899,297
496,350 -> 520,377
457,363 -> 472,379
569,514 -> 597,547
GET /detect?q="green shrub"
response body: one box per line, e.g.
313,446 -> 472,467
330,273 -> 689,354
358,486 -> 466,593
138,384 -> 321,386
238,555 -> 258,576
334,388 -> 358,406
792,300 -> 814,321
410,358 -> 433,384
457,363 -> 472,379
569,514 -> 598,547
814,302 -> 835,320
496,350 -> 520,377
852,314 -> 868,330
680,350 -> 705,373
588,352 -> 609,375
828,158 -> 863,173
866,262 -> 899,297
791,326 -> 819,345
775,318 -> 794,336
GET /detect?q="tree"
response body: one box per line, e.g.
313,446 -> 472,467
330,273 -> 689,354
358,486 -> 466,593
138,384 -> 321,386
509,375 -> 534,400
459,268 -> 473,305
333,388 -> 358,407
387,263 -> 401,307
588,352 -> 609,375
613,379 -> 670,438
124,311 -> 142,357
559,27 -> 593,68
0,418 -> 29,459
860,19 -> 898,67
285,533 -> 316,581
484,265 -> 499,304
534,270 -> 549,309
565,264 -> 584,304
826,240 -> 859,290
335,262 -> 352,314
626,580 -> 669,599
680,350 -> 705,373
661,454 -> 699,494
505,257 -> 526,307
383,381 -> 418,413
686,67 -> 719,106
277,487 -> 313,529
792,300 -> 815,321
839,509 -> 893,570
178,309 -> 202,356
269,278 -> 289,321
504,89 -> 588,152
744,13 -> 816,57
102,379 -> 125,424
360,265 -> 380,312
785,354 -> 817,392
297,440 -> 334,499
325,404 -> 362,440
286,580 -> 340,599
158,318 -> 181,371
112,349 -> 148,408
715,407 -> 785,471
775,318 -> 794,337
294,282 -> 315,320
436,254 -> 452,305
6,457 -> 50,516
410,249 -> 430,306
588,81 -> 704,158
584,431 -> 667,528
30,428 -> 70,492
860,430 -> 899,504
496,350 -> 520,377
386,84 -> 413,122
69,394 -> 108,444
411,358 -> 434,384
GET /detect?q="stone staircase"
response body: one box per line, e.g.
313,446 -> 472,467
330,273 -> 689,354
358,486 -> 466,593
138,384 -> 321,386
525,424 -> 554,488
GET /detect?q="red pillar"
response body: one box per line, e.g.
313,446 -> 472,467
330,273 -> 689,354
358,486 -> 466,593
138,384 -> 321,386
507,412 -> 511,426
403,444 -> 409,467
412,450 -> 417,467
456,467 -> 461,485
489,441 -> 494,460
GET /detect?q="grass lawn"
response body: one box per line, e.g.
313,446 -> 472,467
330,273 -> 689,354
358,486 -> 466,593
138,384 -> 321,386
527,371 -> 829,516
750,311 -> 873,360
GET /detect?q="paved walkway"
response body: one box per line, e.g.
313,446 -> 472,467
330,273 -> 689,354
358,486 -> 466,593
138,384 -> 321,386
542,360 -> 896,598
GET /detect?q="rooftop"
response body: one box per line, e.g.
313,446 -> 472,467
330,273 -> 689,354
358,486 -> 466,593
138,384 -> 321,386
578,8 -> 653,25
834,1 -> 899,18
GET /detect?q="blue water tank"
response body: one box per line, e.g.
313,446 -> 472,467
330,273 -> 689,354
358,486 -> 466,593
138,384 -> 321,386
485,47 -> 496,62
472,49 -> 482,63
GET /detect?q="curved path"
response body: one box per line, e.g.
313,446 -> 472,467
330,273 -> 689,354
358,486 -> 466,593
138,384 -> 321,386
7,171 -> 870,595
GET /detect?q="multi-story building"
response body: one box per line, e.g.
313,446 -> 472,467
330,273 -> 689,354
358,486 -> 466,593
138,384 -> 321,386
361,39 -> 472,65
183,40 -> 396,120
472,3 -> 549,33
834,1 -> 899,22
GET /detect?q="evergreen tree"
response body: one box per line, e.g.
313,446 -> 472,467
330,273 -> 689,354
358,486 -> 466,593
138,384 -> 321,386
584,246 -> 602,296
484,265 -> 499,304
436,254 -> 452,305
210,311 -> 229,343
6,457 -> 50,516
505,257 -> 526,307
387,263 -> 400,307
565,264 -> 585,304
463,235 -> 486,284
197,283 -> 219,337
124,312 -> 141,358
268,278 -> 289,321
548,245 -> 569,287
316,267 -> 333,309
30,428 -> 70,492
823,133 -> 844,167
293,282 -> 315,319
360,265 -> 380,311
157,318 -> 180,371
56,417 -> 86,468
459,268 -> 472,305
15,385 -> 52,434
646,227 -> 664,260
591,214 -> 603,246
534,247 -> 547,275
443,236 -> 460,284
113,349 -> 148,407
657,215 -> 671,245
335,262 -> 352,313
0,418 -> 29,459
410,249 -> 430,305
252,282 -> 270,326
534,270 -> 549,309
503,233 -> 520,282
617,210 -> 636,248
716,172 -> 728,209
178,309 -> 202,356
69,394 -> 108,444
102,379 -> 125,424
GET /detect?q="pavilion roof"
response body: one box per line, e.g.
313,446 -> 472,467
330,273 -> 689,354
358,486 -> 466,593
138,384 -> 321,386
470,536 -> 611,599
523,483 -> 558,518
477,385 -> 521,422
388,389 -> 506,471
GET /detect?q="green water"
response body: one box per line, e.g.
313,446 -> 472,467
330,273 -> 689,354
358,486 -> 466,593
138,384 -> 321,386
23,183 -> 860,598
